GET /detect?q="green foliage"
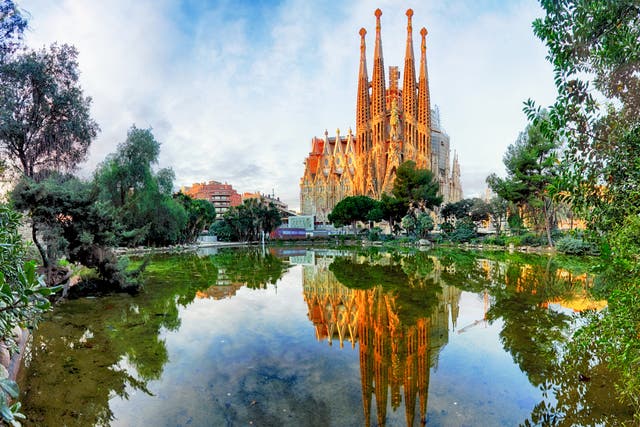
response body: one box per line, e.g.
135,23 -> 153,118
440,199 -> 474,222
441,197 -> 492,230
530,2 -> 640,412
329,254 -> 442,326
518,232 -> 546,247
378,193 -> 407,231
0,43 -> 99,178
401,211 -> 434,239
487,196 -> 508,234
446,217 -> 477,243
174,192 -> 216,243
367,227 -> 382,241
94,126 -> 189,247
11,176 -> 142,290
487,117 -> 559,246
213,198 -> 281,242
482,235 -> 506,247
528,1 -> 640,235
392,161 -> 442,211
507,212 -> 525,235
555,236 -> 599,256
0,204 -> 56,425
328,195 -> 377,227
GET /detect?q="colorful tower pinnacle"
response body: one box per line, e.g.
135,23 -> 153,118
417,27 -> 432,168
402,9 -> 417,121
356,27 -> 371,155
371,8 -> 387,120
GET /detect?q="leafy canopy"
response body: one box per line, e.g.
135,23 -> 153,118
392,160 -> 442,211
0,43 -> 99,178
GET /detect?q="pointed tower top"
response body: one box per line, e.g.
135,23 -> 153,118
371,8 -> 387,118
359,27 -> 367,37
403,8 -> 417,120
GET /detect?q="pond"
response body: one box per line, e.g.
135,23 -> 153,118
18,247 -> 634,426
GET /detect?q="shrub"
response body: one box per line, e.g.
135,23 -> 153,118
368,227 -> 382,241
556,236 -> 599,256
519,232 -> 546,247
448,218 -> 476,243
483,235 -> 507,246
1,204 -> 58,425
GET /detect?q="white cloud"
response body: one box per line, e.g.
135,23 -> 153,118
21,0 -> 557,208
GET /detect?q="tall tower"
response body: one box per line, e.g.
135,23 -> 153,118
402,9 -> 417,161
417,27 -> 432,170
299,9 -> 462,221
369,8 -> 388,197
356,27 -> 371,195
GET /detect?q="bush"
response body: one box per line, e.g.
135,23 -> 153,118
0,204 -> 57,425
556,236 -> 599,256
368,227 -> 382,241
519,232 -> 546,247
448,218 -> 477,243
483,235 -> 507,246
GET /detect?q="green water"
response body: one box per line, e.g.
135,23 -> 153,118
18,247 -> 635,426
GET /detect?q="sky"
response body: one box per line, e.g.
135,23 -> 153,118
21,0 -> 557,211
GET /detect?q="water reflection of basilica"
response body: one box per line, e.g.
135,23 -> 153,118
301,252 -> 461,426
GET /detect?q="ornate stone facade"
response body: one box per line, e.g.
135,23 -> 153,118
300,9 -> 462,222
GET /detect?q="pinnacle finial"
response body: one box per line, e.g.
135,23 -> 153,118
406,9 -> 413,18
420,27 -> 428,37
359,27 -> 367,38
336,128 -> 340,135
375,8 -> 382,18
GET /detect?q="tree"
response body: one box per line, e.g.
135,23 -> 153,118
214,198 -> 281,242
530,1 -> 640,413
94,126 -> 187,246
487,196 -> 508,235
392,160 -> 442,212
0,43 -> 99,179
11,175 -> 144,290
0,0 -> 27,62
379,193 -> 406,234
327,195 -> 378,231
528,1 -> 640,234
440,199 -> 474,223
401,211 -> 434,239
174,192 -> 216,243
486,119 -> 559,246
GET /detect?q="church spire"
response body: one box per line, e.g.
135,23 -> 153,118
402,9 -> 417,121
356,27 -> 371,155
371,9 -> 386,119
417,27 -> 431,129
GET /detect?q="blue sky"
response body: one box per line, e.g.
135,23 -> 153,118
21,0 -> 556,210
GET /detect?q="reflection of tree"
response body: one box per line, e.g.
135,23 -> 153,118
309,249 -> 632,426
435,249 -> 633,425
209,248 -> 288,289
20,249 -> 288,426
305,252 -> 459,426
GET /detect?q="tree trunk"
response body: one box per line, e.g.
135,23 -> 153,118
543,199 -> 554,247
31,221 -> 49,269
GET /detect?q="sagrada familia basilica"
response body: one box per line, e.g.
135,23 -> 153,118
300,9 -> 463,222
